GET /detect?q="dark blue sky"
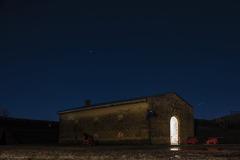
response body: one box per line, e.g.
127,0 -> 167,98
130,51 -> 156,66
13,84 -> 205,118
1,0 -> 240,120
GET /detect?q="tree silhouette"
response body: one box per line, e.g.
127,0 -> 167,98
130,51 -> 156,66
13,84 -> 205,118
0,105 -> 9,117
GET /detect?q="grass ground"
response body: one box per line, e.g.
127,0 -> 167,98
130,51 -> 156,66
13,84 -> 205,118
0,145 -> 239,160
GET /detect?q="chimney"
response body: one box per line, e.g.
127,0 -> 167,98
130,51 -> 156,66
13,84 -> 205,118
84,99 -> 91,107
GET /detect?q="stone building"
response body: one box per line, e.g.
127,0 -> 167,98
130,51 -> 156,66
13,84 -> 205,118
59,93 -> 194,145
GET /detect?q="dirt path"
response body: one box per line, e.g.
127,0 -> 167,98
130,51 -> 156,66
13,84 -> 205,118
0,145 -> 239,160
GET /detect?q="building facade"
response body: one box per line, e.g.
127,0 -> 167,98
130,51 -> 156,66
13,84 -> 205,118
59,93 -> 194,145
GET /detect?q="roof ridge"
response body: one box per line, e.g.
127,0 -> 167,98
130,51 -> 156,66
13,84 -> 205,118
59,92 -> 175,114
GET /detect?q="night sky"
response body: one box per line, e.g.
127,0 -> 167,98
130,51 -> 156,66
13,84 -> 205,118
1,1 -> 240,121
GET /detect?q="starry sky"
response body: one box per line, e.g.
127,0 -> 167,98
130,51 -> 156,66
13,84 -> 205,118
1,0 -> 240,121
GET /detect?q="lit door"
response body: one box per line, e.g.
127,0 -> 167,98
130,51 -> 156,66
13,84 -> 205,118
170,116 -> 179,145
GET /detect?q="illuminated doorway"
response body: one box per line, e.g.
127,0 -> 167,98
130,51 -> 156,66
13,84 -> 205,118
170,116 -> 179,145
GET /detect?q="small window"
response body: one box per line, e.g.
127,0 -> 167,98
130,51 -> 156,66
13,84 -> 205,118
118,114 -> 124,121
94,117 -> 99,122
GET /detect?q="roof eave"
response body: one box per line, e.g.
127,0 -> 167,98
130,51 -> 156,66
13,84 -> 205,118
58,98 -> 147,114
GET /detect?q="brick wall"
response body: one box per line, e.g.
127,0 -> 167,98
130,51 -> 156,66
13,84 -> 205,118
149,94 -> 194,144
59,102 -> 150,144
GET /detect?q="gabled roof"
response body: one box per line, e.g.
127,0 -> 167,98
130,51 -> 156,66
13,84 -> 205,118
58,92 -> 178,114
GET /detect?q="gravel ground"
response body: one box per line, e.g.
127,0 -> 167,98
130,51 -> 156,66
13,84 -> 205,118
0,145 -> 239,160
